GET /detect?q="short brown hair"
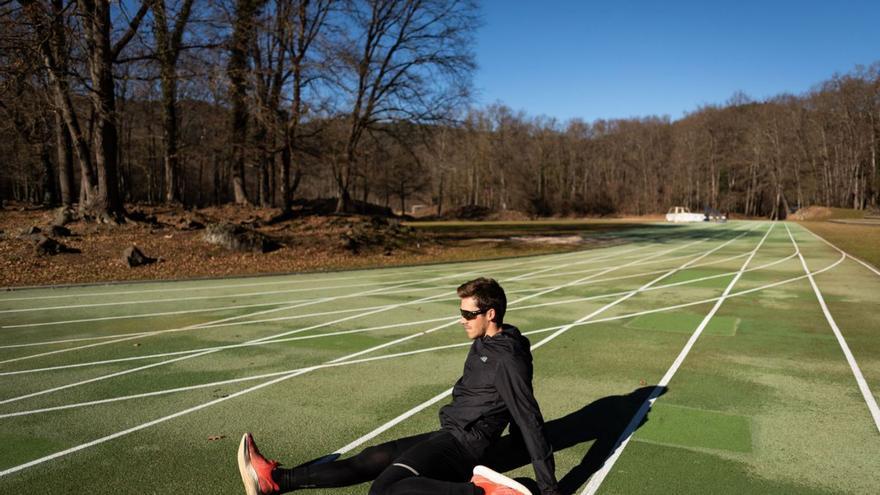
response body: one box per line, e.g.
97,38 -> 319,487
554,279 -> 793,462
457,277 -> 506,324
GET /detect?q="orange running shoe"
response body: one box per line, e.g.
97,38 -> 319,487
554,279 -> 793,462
471,465 -> 532,495
237,433 -> 281,495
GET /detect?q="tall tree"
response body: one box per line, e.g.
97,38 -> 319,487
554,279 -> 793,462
77,0 -> 149,221
332,0 -> 477,212
17,0 -> 98,208
150,0 -> 196,204
227,0 -> 264,204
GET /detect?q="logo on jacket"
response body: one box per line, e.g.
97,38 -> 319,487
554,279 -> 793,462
480,356 -> 488,363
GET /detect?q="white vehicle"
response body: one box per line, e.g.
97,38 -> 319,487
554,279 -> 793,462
666,206 -> 706,223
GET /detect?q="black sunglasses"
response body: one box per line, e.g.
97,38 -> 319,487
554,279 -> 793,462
460,308 -> 488,320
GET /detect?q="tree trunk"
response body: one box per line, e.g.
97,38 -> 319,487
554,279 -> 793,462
437,172 -> 444,216
151,0 -> 194,204
80,0 -> 128,221
160,74 -> 179,203
54,112 -> 75,206
227,0 -> 261,205
39,141 -> 58,205
280,139 -> 292,212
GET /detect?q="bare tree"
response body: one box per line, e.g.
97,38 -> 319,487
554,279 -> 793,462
331,0 -> 477,212
76,0 -> 149,220
150,0 -> 196,204
227,0 -> 265,204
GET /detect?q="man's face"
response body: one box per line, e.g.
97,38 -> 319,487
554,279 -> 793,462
460,296 -> 490,339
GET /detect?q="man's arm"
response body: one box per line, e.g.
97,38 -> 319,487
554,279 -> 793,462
495,357 -> 559,495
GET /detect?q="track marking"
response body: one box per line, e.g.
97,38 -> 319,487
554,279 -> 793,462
0,235 -> 697,361
0,264 -> 462,302
331,223 -> 767,455
799,223 -> 880,277
0,243 -> 642,329
324,233 -> 731,365
0,255 -> 541,365
8,238 -> 849,420
0,236 -> 648,477
0,225 -> 750,475
0,237 -> 630,302
1,227 -> 758,374
0,264 -> 515,402
0,240 -> 655,400
0,247 -> 755,347
785,223 -> 880,432
0,242 -> 632,313
579,223 -> 776,495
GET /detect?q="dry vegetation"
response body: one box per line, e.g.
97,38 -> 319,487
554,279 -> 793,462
796,221 -> 880,271
0,204 -> 625,288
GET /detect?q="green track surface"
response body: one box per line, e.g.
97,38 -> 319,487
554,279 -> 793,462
1,222 -> 878,494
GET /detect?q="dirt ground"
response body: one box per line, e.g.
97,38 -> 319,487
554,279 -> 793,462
0,203 -> 627,289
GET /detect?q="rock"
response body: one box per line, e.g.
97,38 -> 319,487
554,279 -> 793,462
122,245 -> 157,267
178,219 -> 205,231
49,225 -> 72,237
126,209 -> 159,225
35,235 -> 80,255
339,216 -> 417,254
202,223 -> 280,253
52,207 -> 76,226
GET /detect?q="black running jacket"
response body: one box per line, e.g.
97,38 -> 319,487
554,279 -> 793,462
439,324 -> 558,494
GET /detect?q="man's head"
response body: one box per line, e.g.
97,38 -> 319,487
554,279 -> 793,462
457,277 -> 507,339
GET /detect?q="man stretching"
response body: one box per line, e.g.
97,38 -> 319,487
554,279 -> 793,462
238,277 -> 559,495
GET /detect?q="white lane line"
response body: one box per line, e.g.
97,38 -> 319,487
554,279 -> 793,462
785,223 -> 880,432
519,249 -> 723,282
0,239 -> 682,360
0,227 -> 756,373
0,226 -> 745,475
0,280 -> 423,314
0,240 -> 646,327
0,290 -> 452,404
0,243 -> 638,330
0,263 -> 512,401
331,223 -> 766,455
0,257 -> 531,365
0,237 -> 624,303
0,235 -> 644,476
11,238 -> 850,421
177,235 -> 775,335
0,243 -> 626,313
0,340 -> 477,418
323,233 -> 731,365
2,249 -> 757,375
0,316 -> 453,376
0,244 -> 629,400
0,260 -> 500,303
0,247 -> 754,347
580,223 -> 775,495
799,223 -> 880,277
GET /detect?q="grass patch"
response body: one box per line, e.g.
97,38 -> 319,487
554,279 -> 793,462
624,312 -> 739,336
795,221 -> 880,271
636,403 -> 752,452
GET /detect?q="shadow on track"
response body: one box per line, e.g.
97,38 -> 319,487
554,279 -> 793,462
608,225 -> 758,245
481,385 -> 669,495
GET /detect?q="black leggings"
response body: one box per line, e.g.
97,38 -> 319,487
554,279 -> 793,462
274,430 -> 481,495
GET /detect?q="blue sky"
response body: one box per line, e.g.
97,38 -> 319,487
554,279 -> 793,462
473,0 -> 880,122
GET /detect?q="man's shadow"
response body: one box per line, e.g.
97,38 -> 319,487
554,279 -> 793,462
480,385 -> 668,495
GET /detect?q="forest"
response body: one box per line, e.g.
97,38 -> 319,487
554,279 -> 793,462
1,0 -> 878,221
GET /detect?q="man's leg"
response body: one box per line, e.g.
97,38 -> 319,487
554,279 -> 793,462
367,430 -> 480,495
239,432 -> 436,493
